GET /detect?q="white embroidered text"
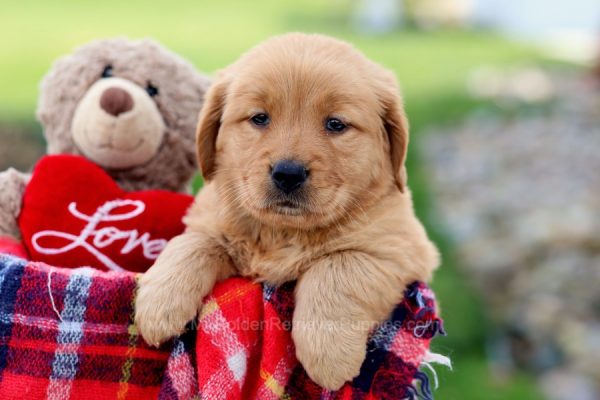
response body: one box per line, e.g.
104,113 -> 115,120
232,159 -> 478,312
32,199 -> 167,271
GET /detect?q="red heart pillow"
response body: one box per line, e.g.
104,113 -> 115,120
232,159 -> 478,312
19,155 -> 194,273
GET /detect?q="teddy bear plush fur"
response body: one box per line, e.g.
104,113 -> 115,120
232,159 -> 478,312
0,38 -> 211,239
0,169 -> 29,238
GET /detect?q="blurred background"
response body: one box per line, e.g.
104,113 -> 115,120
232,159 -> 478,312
1,1 -> 599,399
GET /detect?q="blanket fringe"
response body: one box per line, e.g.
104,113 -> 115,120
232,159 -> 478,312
47,268 -> 64,322
407,351 -> 452,400
423,350 -> 452,371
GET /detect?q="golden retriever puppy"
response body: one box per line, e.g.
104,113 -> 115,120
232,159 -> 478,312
135,33 -> 439,390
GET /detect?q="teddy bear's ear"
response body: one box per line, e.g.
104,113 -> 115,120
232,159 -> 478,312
196,74 -> 230,181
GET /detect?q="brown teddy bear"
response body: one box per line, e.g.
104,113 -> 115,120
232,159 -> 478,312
0,38 -> 210,272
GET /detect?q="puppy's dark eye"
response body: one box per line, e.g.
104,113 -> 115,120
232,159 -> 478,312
325,118 -> 347,133
250,113 -> 270,127
101,65 -> 113,78
146,82 -> 159,97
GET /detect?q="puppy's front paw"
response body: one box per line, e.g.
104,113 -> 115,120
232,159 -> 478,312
292,319 -> 367,390
134,273 -> 200,346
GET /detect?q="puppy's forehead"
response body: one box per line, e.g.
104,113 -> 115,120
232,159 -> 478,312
229,35 -> 379,109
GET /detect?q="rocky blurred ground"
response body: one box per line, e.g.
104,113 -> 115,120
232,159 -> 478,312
422,69 -> 600,400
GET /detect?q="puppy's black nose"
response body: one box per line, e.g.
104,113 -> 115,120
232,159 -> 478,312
271,160 -> 308,194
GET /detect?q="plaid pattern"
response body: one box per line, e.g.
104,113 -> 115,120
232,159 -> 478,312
0,254 -> 446,399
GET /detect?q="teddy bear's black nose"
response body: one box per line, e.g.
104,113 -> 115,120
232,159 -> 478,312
100,87 -> 134,116
271,160 -> 308,194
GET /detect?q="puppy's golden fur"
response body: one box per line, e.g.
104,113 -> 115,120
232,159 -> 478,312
135,33 -> 439,390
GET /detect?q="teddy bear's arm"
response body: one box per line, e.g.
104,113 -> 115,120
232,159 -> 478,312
0,168 -> 30,238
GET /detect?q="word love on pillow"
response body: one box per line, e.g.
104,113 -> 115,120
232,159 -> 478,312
19,155 -> 193,273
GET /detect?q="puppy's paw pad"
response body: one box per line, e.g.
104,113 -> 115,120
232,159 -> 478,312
293,325 -> 366,390
297,346 -> 364,390
134,281 -> 199,346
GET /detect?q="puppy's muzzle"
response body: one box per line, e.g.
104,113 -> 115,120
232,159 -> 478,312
271,160 -> 308,194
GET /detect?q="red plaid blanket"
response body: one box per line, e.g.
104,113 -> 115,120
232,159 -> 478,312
0,253 -> 448,399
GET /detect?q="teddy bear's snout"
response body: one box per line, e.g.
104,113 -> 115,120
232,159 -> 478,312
100,87 -> 134,117
71,76 -> 166,169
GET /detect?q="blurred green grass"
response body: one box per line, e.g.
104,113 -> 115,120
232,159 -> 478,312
1,1 -> 545,398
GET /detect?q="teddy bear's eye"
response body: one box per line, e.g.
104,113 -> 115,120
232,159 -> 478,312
101,65 -> 114,78
146,82 -> 159,97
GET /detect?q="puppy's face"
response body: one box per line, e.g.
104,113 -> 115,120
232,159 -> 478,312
197,34 -> 409,229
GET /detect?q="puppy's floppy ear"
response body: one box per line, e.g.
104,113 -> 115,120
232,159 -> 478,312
196,73 -> 230,181
379,73 -> 409,193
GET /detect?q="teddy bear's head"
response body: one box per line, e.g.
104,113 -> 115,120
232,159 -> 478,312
36,38 -> 210,192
